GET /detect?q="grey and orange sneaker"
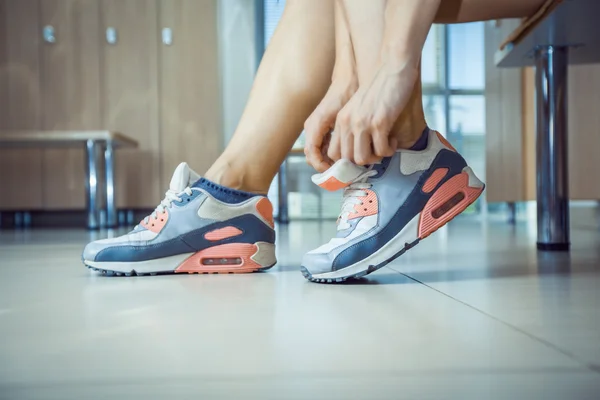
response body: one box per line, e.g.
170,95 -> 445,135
301,128 -> 485,283
82,163 -> 276,276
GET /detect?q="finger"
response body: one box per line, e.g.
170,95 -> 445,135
305,139 -> 328,172
388,136 -> 398,153
372,129 -> 396,158
304,113 -> 333,171
341,128 -> 354,162
327,127 -> 342,162
305,145 -> 332,172
327,129 -> 342,162
321,133 -> 335,165
306,143 -> 333,173
354,132 -> 378,166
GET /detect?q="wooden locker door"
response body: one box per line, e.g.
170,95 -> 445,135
568,64 -> 600,200
0,0 -> 43,210
100,0 -> 160,208
39,0 -> 101,210
484,19 -> 532,202
158,0 -> 221,189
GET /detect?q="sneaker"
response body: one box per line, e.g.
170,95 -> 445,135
82,163 -> 277,276
301,128 -> 485,283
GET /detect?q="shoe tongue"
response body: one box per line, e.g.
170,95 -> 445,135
169,162 -> 201,192
311,159 -> 368,191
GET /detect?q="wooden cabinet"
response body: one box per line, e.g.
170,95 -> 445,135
484,19 -> 532,203
0,0 -> 221,211
0,0 -> 44,210
485,20 -> 600,203
158,0 -> 221,190
39,0 -> 101,209
567,64 -> 600,200
101,0 -> 161,208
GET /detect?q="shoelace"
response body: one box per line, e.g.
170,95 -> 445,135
141,187 -> 193,224
337,169 -> 378,230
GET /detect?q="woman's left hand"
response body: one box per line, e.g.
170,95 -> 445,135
327,61 -> 419,165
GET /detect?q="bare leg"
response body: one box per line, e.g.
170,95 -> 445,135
340,0 -> 426,150
391,0 -> 547,147
342,0 -> 546,150
205,0 -> 335,193
393,0 -> 547,147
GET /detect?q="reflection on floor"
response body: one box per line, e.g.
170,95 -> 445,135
0,208 -> 599,399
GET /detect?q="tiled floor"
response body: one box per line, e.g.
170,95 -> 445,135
0,209 -> 599,399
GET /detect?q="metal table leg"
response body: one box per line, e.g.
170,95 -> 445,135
277,159 -> 289,224
535,46 -> 570,251
104,140 -> 117,228
85,139 -> 101,230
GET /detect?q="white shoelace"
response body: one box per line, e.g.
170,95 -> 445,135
142,187 -> 193,224
337,169 -> 378,230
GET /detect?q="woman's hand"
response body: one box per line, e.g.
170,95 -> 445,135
304,78 -> 358,173
327,61 -> 419,165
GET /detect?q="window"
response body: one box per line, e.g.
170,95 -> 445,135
423,23 -> 486,214
264,0 -> 286,47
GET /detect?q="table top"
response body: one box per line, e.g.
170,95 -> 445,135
496,0 -> 600,67
0,130 -> 138,148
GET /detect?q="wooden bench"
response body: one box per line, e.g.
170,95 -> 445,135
0,130 -> 138,229
277,148 -> 307,223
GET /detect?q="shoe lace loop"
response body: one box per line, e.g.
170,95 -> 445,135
338,169 -> 378,230
142,187 -> 193,224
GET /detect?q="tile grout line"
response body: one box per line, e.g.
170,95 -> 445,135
384,266 -> 600,375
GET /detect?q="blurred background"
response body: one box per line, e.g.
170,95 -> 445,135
1,0 -> 599,226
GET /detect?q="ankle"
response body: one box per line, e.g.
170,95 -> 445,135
204,160 -> 270,195
392,119 -> 428,150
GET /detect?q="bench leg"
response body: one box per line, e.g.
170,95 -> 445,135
535,46 -> 570,251
507,202 -> 516,225
277,160 -> 289,224
105,140 -> 117,228
85,139 -> 101,230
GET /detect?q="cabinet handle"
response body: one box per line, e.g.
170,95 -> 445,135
106,27 -> 118,45
162,28 -> 173,46
43,25 -> 56,43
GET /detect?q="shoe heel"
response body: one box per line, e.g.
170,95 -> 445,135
175,242 -> 276,274
418,167 -> 484,240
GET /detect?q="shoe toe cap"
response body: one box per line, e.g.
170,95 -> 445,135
82,240 -> 109,262
301,251 -> 335,276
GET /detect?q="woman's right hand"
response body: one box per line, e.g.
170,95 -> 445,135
304,79 -> 357,173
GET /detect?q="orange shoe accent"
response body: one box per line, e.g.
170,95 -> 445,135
348,189 -> 378,220
422,168 -> 449,193
435,131 -> 457,152
256,197 -> 274,228
319,176 -> 349,191
204,226 -> 243,241
418,172 -> 484,239
175,243 -> 262,273
140,209 -> 169,233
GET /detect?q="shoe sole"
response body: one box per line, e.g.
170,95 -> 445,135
84,242 -> 276,276
302,167 -> 485,284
